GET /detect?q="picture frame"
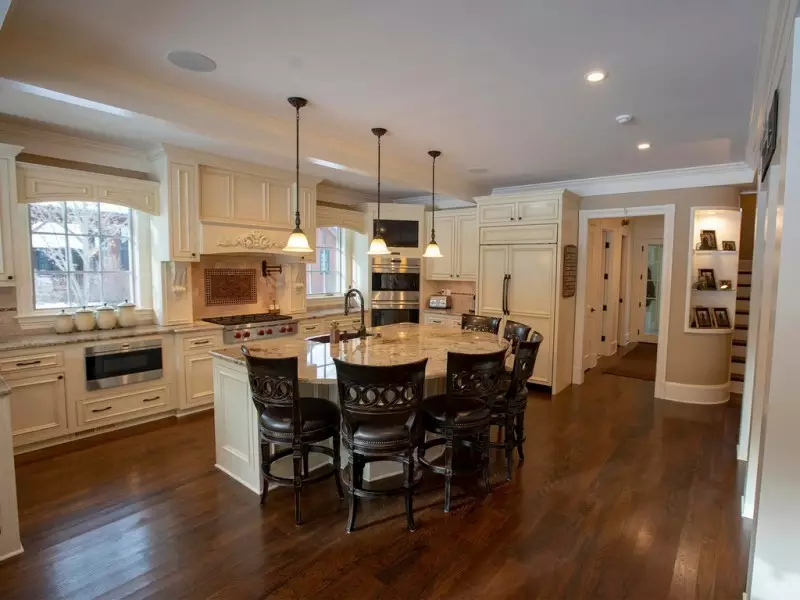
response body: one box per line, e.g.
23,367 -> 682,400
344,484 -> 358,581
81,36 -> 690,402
722,241 -> 737,251
698,268 -> 717,290
761,89 -> 778,182
713,307 -> 731,329
698,230 -> 718,250
719,279 -> 732,291
694,306 -> 713,329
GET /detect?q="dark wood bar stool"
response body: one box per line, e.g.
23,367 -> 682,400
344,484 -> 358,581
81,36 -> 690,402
489,334 -> 543,480
461,313 -> 502,334
420,350 -> 507,512
241,347 -> 344,525
503,319 -> 532,353
333,358 -> 428,533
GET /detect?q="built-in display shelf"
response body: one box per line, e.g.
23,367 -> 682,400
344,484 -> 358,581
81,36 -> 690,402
685,207 -> 742,334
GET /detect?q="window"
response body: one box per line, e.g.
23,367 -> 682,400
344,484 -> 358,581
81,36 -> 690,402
306,226 -> 345,296
29,201 -> 134,309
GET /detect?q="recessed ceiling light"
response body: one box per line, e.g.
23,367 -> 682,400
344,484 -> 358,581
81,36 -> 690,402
585,70 -> 607,83
615,114 -> 633,124
637,142 -> 651,150
167,51 -> 217,73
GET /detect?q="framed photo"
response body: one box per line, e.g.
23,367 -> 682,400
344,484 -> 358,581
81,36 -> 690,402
722,241 -> 737,251
698,268 -> 717,290
699,230 -> 718,250
719,279 -> 732,291
761,89 -> 778,182
694,306 -> 714,328
713,307 -> 731,329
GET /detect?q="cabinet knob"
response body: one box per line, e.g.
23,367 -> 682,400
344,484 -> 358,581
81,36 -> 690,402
7,275 -> 13,280
518,217 -> 522,220
57,375 -> 64,380
191,253 -> 196,257
510,217 -> 514,221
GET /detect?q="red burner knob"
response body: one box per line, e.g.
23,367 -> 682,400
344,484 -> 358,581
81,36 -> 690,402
279,327 -> 286,333
234,332 -> 242,339
266,329 -> 273,335
243,331 -> 251,338
258,329 -> 265,336
287,326 -> 294,332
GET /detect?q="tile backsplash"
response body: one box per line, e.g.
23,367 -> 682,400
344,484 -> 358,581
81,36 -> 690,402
421,278 -> 476,313
191,256 -> 278,319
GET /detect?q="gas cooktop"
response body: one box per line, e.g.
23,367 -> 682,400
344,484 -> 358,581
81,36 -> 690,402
202,313 -> 299,344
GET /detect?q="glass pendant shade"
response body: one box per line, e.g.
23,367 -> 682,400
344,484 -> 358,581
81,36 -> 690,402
367,234 -> 391,255
422,240 -> 443,258
284,227 -> 313,253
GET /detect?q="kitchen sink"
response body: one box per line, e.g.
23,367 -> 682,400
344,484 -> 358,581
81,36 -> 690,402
306,331 -> 374,343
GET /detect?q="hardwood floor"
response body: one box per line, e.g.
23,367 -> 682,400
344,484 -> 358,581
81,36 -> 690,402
0,370 -> 749,600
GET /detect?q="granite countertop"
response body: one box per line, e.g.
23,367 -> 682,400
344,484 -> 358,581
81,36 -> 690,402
0,321 -> 223,353
296,306 -> 366,321
211,323 -> 509,384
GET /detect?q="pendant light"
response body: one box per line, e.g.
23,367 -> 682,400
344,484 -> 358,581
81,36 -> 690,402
367,127 -> 391,256
422,150 -> 444,258
283,96 -> 313,254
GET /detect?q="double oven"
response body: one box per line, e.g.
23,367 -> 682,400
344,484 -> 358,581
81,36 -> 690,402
371,257 -> 420,326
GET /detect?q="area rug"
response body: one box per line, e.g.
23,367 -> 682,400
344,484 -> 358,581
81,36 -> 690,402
602,342 -> 658,381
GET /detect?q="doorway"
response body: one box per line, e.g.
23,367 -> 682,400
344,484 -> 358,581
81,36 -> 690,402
572,205 -> 675,399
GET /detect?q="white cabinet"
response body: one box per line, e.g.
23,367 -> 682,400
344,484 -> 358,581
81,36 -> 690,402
427,215 -> 456,279
0,145 -> 21,285
425,208 -> 478,281
477,246 -> 509,316
516,198 -> 559,223
478,202 -> 517,224
424,313 -> 461,328
184,354 -> 215,409
151,155 -> 200,262
79,385 -> 171,427
478,194 -> 560,225
9,372 -> 68,447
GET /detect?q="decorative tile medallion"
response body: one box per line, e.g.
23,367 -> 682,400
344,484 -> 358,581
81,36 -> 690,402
204,269 -> 257,306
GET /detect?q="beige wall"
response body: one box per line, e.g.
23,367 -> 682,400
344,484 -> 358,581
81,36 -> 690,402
581,186 -> 740,385
739,192 -> 757,260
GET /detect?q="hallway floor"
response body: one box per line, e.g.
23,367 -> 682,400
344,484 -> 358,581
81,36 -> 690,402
0,371 -> 749,600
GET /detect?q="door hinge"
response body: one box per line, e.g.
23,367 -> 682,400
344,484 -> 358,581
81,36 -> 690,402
605,242 -> 610,249
601,335 -> 606,342
602,305 -> 607,311
604,273 -> 609,280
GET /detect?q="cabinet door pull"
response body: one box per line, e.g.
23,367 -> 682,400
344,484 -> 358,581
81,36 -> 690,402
142,396 -> 161,403
15,360 -> 41,367
192,340 -> 210,346
92,406 -> 112,413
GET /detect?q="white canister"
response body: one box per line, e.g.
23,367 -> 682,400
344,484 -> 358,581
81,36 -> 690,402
74,307 -> 96,332
54,310 -> 74,334
95,304 -> 117,330
116,299 -> 137,328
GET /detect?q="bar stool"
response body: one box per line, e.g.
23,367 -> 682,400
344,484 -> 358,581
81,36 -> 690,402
489,335 -> 543,480
461,313 -> 502,334
419,350 -> 506,512
502,319 -> 532,353
241,347 -> 343,525
333,358 -> 428,533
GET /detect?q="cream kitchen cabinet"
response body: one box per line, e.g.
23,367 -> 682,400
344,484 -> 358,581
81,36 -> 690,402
151,155 -> 200,262
0,145 -> 22,285
177,330 -> 223,412
424,313 -> 461,328
424,208 -> 478,281
8,372 -> 68,447
475,189 -> 580,393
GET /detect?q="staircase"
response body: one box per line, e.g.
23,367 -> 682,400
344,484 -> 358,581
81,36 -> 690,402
730,260 -> 752,393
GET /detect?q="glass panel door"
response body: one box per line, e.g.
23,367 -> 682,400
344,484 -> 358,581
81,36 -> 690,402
644,243 -> 663,335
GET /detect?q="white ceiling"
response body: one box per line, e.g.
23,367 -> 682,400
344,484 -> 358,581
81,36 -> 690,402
0,0 -> 764,198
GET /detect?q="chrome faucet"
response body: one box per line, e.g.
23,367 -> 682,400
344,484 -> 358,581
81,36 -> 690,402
344,287 -> 368,339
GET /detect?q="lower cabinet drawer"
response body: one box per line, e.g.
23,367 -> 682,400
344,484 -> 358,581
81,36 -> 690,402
0,351 -> 64,376
182,333 -> 223,352
79,386 -> 170,427
300,321 -> 327,335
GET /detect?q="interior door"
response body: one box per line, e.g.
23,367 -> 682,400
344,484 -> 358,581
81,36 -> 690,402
477,245 -> 508,316
640,239 -> 663,343
583,223 -> 602,370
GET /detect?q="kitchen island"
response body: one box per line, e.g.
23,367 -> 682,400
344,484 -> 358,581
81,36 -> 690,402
210,323 -> 510,494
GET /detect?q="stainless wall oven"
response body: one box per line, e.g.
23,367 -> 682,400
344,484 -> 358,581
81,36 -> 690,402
85,339 -> 163,391
371,257 -> 420,326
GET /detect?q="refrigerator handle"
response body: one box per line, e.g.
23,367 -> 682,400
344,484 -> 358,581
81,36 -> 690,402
502,274 -> 509,315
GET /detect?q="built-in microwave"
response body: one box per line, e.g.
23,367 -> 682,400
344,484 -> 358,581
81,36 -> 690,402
85,339 -> 163,391
373,219 -> 419,248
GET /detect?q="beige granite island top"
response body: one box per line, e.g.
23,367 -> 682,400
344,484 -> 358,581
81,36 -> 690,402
211,323 -> 510,384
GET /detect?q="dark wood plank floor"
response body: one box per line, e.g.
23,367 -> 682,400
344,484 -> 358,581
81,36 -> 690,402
0,369 -> 749,600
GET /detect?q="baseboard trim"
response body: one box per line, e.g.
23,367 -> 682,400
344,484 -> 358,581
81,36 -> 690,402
662,381 -> 730,405
742,495 -> 755,519
0,546 -> 24,563
214,463 -> 260,496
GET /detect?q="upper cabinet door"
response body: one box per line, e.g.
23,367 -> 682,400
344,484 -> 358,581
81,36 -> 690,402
426,214 -> 455,280
455,214 -> 478,280
267,182 -> 294,229
170,162 -> 199,261
478,202 -> 516,225
477,245 -> 508,316
199,167 -> 233,221
506,244 -> 555,318
515,198 -> 559,223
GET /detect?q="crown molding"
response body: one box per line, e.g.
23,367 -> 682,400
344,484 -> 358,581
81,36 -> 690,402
490,163 -> 755,198
392,194 -> 476,209
746,0 -> 798,168
0,117 -> 151,171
